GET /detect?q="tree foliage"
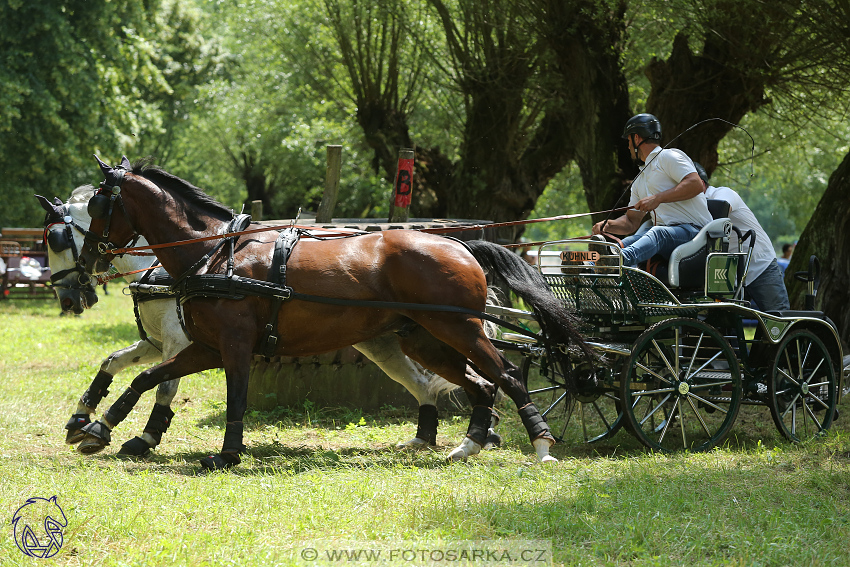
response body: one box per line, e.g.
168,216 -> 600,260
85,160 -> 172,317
0,0 -> 218,227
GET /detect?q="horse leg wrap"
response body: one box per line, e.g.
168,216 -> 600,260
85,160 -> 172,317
222,421 -> 246,454
466,405 -> 493,446
415,405 -> 438,446
65,414 -> 92,444
103,387 -> 141,427
142,404 -> 175,446
518,402 -> 554,443
81,370 -> 113,408
197,422 -> 245,471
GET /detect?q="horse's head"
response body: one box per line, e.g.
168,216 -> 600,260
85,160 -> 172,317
36,191 -> 99,314
79,155 -> 139,275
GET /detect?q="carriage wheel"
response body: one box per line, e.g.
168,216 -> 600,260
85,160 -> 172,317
522,355 -> 623,444
621,318 -> 742,452
767,329 -> 837,442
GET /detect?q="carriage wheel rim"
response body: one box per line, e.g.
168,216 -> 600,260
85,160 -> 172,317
621,318 -> 742,452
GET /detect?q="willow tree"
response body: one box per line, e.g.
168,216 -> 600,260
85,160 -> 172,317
645,0 -> 850,177
785,150 -> 850,348
532,0 -> 636,221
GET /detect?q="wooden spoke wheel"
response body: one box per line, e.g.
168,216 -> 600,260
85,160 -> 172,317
767,329 -> 837,442
522,355 -> 623,444
621,318 -> 742,452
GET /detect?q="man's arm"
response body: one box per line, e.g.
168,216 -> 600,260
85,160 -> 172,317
633,172 -> 704,213
592,209 -> 645,235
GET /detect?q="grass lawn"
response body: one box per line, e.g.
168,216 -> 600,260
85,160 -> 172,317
1,291 -> 848,566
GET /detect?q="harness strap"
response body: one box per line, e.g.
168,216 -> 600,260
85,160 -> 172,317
170,215 -> 253,289
257,228 -> 301,358
129,263 -> 166,348
287,290 -> 545,345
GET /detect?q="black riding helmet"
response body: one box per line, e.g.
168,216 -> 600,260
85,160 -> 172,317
622,113 -> 662,141
623,114 -> 662,164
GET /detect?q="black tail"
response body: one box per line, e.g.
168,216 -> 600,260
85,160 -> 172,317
465,240 -> 594,369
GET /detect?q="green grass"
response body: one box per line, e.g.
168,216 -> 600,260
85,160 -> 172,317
1,293 -> 848,566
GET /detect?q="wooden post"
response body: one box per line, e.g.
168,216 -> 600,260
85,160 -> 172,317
316,145 -> 343,223
250,200 -> 263,221
388,148 -> 415,222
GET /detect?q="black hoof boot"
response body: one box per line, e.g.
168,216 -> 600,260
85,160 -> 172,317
199,452 -> 241,471
77,420 -> 112,454
65,414 -> 91,444
117,436 -> 153,459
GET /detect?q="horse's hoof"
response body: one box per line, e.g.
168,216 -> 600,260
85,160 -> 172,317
483,430 -> 502,450
540,455 -> 558,464
447,438 -> 481,462
117,436 -> 153,459
65,413 -> 91,444
76,434 -> 108,455
76,420 -> 112,454
199,452 -> 241,471
395,437 -> 431,450
65,429 -> 87,445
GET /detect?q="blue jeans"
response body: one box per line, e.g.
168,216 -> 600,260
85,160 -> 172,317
745,258 -> 790,312
620,224 -> 701,267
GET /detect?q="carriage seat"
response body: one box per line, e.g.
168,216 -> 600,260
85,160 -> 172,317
707,198 -> 731,220
640,199 -> 732,289
666,218 -> 732,289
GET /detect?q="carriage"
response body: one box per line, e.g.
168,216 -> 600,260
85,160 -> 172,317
489,207 -> 848,452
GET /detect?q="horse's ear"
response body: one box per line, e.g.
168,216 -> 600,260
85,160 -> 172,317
94,154 -> 112,177
35,194 -> 63,216
120,155 -> 131,170
53,197 -> 64,206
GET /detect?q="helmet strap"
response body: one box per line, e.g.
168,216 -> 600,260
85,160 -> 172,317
629,134 -> 643,164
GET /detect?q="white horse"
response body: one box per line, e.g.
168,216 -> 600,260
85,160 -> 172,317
38,187 -> 499,460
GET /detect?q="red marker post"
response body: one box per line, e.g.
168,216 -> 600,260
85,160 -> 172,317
388,148 -> 414,222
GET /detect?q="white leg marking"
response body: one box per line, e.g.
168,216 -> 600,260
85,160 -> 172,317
533,437 -> 558,464
447,437 -> 481,462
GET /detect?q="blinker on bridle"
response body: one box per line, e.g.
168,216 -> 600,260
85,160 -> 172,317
41,207 -> 97,294
85,155 -> 141,258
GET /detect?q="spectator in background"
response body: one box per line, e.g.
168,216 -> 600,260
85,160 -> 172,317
694,163 -> 790,312
776,242 -> 795,274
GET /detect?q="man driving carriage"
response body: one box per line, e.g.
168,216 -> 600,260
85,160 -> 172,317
591,113 -> 712,267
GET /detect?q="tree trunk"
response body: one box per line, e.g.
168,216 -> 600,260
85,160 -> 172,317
239,152 -> 274,217
785,150 -> 850,350
539,0 -> 636,221
646,32 -> 768,174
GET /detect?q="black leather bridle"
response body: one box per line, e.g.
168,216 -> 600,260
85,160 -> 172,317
83,159 -> 142,262
43,206 -> 99,298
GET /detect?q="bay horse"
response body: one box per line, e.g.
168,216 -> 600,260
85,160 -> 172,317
38,187 -> 495,458
79,157 -> 588,470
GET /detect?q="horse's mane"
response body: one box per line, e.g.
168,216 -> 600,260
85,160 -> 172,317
131,157 -> 233,218
68,185 -> 96,205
